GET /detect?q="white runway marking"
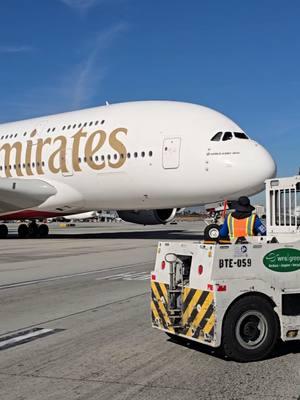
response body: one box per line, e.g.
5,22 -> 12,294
96,271 -> 150,281
0,328 -> 54,350
0,262 -> 150,290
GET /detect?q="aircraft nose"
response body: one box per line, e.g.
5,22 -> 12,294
250,142 -> 277,188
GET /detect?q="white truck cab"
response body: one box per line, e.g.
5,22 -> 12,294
151,176 -> 300,362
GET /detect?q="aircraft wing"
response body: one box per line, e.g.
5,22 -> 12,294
0,178 -> 57,213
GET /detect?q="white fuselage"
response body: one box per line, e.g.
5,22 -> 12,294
0,101 -> 276,218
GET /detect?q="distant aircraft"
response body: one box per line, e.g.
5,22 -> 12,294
55,210 -> 118,222
0,100 -> 276,238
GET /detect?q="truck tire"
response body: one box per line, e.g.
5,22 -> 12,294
222,295 -> 279,362
204,224 -> 220,241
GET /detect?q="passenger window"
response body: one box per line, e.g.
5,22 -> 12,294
222,132 -> 233,141
211,132 -> 223,141
127,153 -> 131,159
149,151 -> 153,157
141,151 -> 145,157
234,132 -> 249,139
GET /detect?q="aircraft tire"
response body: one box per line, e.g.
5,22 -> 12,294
222,295 -> 279,362
18,224 -> 29,239
38,224 -> 49,238
0,224 -> 8,239
204,224 -> 220,241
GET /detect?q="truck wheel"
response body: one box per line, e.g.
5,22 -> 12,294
222,295 -> 279,362
204,224 -> 220,241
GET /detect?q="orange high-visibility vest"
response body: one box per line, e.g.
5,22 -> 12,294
227,213 -> 256,238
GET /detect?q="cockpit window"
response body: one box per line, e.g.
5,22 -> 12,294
234,132 -> 249,139
222,131 -> 233,141
211,132 -> 223,141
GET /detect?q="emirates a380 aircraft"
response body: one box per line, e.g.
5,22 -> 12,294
0,101 -> 276,238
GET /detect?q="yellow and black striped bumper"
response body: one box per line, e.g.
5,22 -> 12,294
151,281 -> 215,341
181,288 -> 215,340
151,281 -> 175,333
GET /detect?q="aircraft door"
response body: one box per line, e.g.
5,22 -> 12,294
162,137 -> 181,169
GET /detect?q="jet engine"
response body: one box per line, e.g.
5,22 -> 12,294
117,208 -> 177,225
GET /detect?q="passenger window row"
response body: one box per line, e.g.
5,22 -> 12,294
56,119 -> 105,132
78,151 -> 153,163
0,120 -> 106,139
0,151 -> 153,172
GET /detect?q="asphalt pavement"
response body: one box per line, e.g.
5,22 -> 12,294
0,222 -> 299,400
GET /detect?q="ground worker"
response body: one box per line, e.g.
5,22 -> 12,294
219,196 -> 266,239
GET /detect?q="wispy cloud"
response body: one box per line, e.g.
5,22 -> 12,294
0,23 -> 128,122
60,0 -> 101,11
0,45 -> 34,54
70,22 -> 128,107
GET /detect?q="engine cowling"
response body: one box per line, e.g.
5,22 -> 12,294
117,209 -> 177,225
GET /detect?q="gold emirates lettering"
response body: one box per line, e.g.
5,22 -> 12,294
0,127 -> 128,177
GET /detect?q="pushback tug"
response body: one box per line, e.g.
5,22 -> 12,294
151,176 -> 300,361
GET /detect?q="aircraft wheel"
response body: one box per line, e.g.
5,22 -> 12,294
222,295 -> 279,362
204,224 -> 220,241
18,224 -> 29,238
28,221 -> 39,238
0,224 -> 8,239
38,224 -> 49,238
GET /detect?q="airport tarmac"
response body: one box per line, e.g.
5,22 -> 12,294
0,222 -> 299,400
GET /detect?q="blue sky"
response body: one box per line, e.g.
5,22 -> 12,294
0,0 -> 299,184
